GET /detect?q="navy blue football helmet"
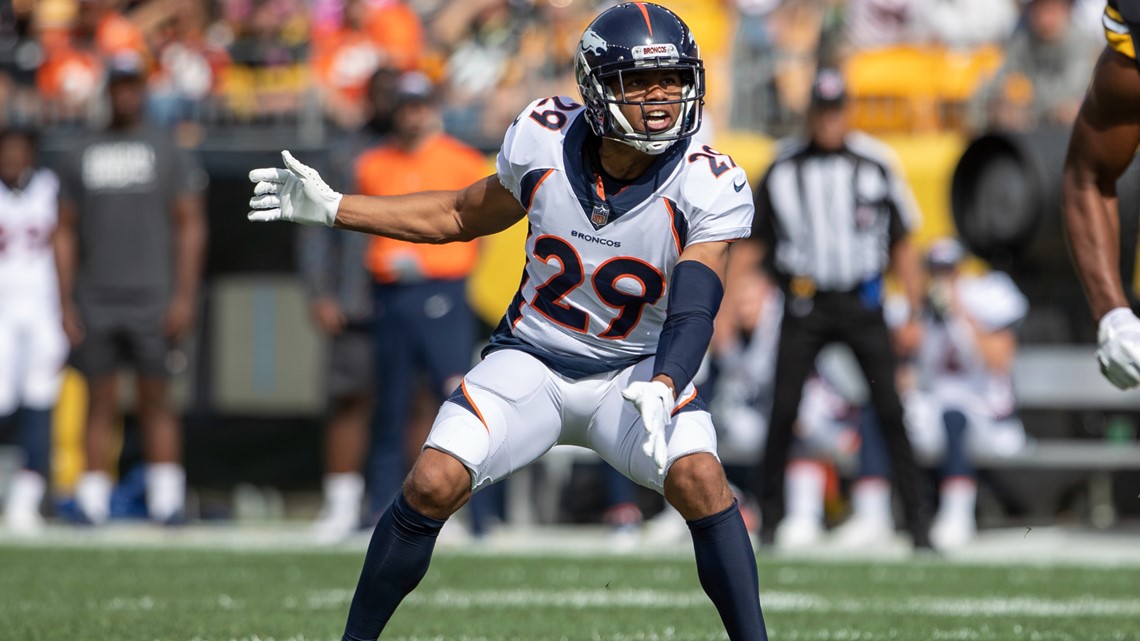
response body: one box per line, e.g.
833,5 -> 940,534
575,3 -> 705,155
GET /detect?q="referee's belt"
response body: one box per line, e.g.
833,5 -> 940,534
782,275 -> 884,306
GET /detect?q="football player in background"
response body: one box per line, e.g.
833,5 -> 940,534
1063,0 -> 1140,389
248,4 -> 768,640
0,127 -> 68,534
834,239 -> 1029,551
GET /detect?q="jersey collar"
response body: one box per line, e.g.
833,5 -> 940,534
563,114 -> 687,231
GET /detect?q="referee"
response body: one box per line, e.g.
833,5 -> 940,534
751,69 -> 932,550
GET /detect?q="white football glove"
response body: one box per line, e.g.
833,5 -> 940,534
1097,307 -> 1140,390
248,150 -> 342,226
621,380 -> 675,475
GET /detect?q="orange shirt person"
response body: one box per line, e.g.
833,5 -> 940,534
352,71 -> 491,519
356,75 -> 487,285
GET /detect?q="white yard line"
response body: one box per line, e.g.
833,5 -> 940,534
394,588 -> 1140,618
4,523 -> 1140,568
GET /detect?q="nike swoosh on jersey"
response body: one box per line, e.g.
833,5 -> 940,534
733,177 -> 747,192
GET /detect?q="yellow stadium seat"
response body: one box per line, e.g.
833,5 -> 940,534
845,45 -> 1004,134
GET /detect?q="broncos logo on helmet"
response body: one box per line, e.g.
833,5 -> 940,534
580,29 -> 608,56
574,2 -> 705,156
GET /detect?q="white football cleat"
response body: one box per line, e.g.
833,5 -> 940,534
311,509 -> 360,545
831,515 -> 895,549
930,515 -> 976,551
4,506 -> 45,535
641,505 -> 689,546
775,515 -> 824,549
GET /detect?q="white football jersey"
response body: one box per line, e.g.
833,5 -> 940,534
0,168 -> 60,307
916,271 -> 1028,419
491,97 -> 753,377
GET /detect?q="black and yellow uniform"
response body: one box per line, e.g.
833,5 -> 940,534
1105,0 -> 1140,61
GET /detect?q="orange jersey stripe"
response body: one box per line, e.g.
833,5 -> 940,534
662,198 -> 683,255
461,380 -> 489,432
530,169 -> 555,212
671,387 -> 698,416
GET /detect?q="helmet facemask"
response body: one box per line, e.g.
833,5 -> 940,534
578,55 -> 705,156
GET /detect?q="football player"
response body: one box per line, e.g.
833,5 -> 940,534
0,127 -> 68,533
833,240 -> 1029,551
248,4 -> 768,640
1063,0 -> 1140,389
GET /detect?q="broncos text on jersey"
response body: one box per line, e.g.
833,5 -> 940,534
491,96 -> 753,376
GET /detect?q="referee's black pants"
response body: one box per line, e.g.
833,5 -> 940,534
756,291 -> 932,547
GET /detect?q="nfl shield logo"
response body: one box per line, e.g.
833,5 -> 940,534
591,203 -> 610,227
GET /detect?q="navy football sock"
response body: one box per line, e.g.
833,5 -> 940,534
940,409 -> 971,478
688,500 -> 769,641
342,493 -> 446,641
857,407 -> 893,479
18,407 -> 52,478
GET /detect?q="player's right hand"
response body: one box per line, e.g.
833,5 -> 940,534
621,380 -> 674,475
248,151 -> 342,226
1097,307 -> 1140,389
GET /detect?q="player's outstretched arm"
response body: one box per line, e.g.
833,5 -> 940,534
336,172 -> 524,243
249,151 -> 524,243
1063,49 -> 1140,388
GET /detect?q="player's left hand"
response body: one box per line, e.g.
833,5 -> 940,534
1097,307 -> 1140,389
621,380 -> 674,474
248,151 -> 342,226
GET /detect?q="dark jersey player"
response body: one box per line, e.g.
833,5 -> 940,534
1063,0 -> 1140,389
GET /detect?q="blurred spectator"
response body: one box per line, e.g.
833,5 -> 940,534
842,239 -> 1029,550
311,0 -> 390,129
914,0 -> 1018,48
911,240 -> 1028,549
146,1 -> 231,131
751,68 -> 932,549
223,0 -> 310,117
480,0 -> 585,139
431,0 -> 533,149
76,0 -> 149,62
841,0 -> 925,51
34,0 -> 148,122
53,57 -> 207,525
728,0 -> 783,132
226,0 -> 308,66
296,66 -> 401,544
0,127 -> 67,534
0,0 -> 42,125
975,0 -> 1098,131
362,0 -> 423,72
35,3 -> 104,120
353,71 -> 487,523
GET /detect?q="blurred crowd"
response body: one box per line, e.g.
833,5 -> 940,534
0,0 -> 1111,148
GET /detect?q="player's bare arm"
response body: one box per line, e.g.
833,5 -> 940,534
335,174 -> 524,242
165,193 -> 206,340
248,151 -> 525,242
1063,49 -> 1140,321
52,200 -> 83,345
889,234 -> 924,354
1063,48 -> 1140,389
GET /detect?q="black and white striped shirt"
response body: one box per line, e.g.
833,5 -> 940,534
753,132 -> 920,292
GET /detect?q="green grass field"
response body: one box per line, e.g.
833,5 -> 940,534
3,544 -> 1138,641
